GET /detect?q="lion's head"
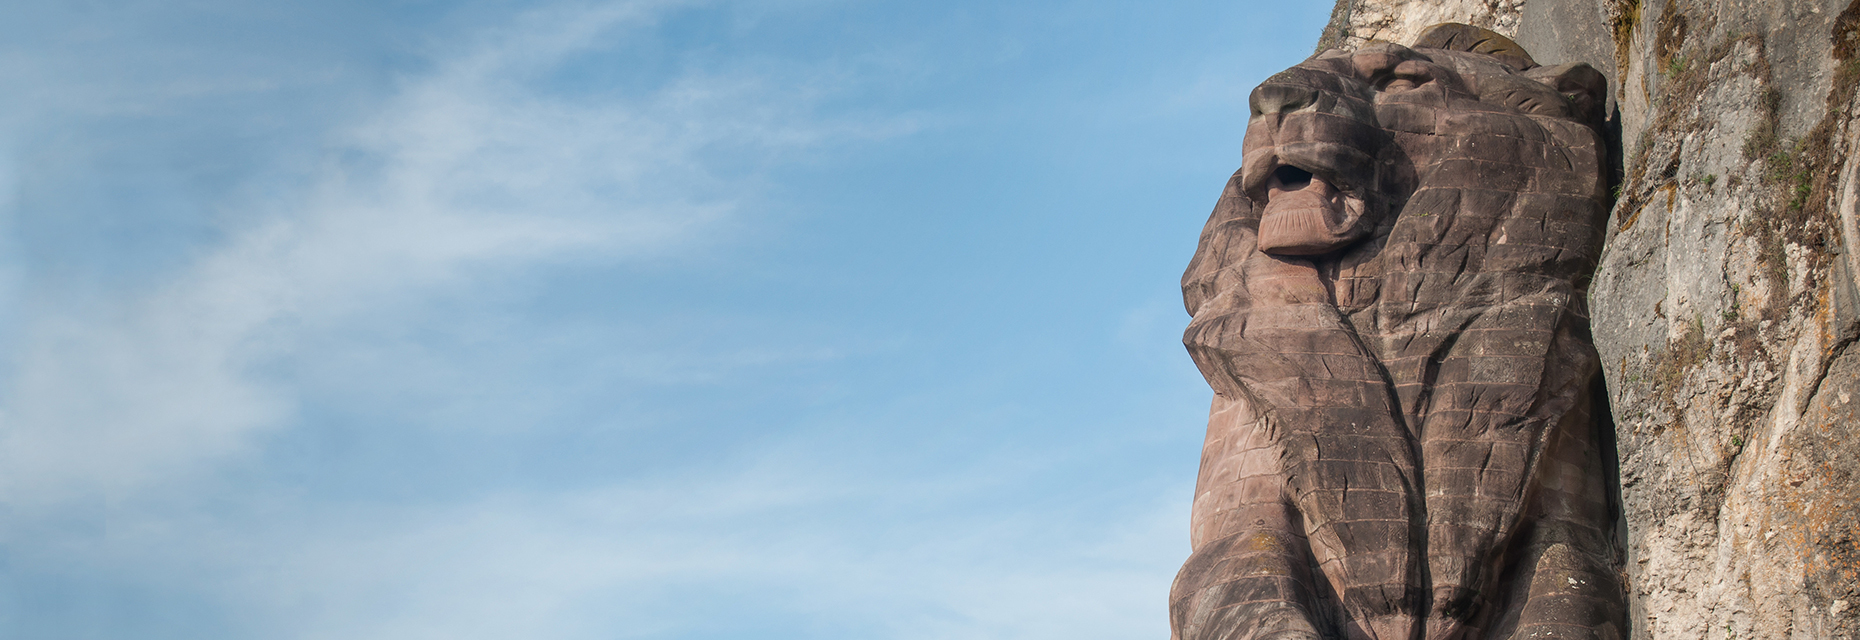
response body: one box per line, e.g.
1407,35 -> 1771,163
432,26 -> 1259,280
1237,23 -> 1608,262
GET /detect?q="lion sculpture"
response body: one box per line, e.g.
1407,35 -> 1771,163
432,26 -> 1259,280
1173,23 -> 1624,640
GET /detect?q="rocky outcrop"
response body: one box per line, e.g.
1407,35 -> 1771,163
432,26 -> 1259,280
1317,0 -> 1526,53
1309,1 -> 1860,638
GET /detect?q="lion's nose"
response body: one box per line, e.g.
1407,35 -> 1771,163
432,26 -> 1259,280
1250,83 -> 1317,116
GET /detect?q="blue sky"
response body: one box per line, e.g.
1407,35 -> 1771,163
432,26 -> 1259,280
0,1 -> 1328,638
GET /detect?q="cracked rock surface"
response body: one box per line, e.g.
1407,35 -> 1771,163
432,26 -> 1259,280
1306,0 -> 1860,638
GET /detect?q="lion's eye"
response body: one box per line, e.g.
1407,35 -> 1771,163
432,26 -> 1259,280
1377,61 -> 1435,92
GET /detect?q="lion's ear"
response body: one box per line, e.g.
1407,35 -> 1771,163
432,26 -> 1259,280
1525,63 -> 1606,102
1525,62 -> 1608,125
1413,22 -> 1535,71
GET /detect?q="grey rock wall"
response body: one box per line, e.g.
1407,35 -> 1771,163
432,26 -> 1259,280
1310,1 -> 1860,638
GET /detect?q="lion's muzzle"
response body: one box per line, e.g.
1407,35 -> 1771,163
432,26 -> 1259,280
1257,164 -> 1370,255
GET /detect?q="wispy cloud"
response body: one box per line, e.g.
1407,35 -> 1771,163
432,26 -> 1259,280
0,2 -> 1195,638
39,461 -> 1184,640
0,0 -> 900,502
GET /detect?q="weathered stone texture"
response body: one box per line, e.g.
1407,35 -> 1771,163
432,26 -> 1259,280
1174,25 -> 1624,640
1311,1 -> 1860,639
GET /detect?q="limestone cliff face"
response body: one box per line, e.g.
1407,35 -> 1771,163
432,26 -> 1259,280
1315,1 -> 1860,638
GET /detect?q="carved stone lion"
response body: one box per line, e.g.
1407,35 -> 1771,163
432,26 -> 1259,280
1173,24 -> 1624,640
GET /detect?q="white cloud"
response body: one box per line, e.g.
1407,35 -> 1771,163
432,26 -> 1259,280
0,0 -> 900,503
55,463 -> 1185,640
0,4 -> 1191,639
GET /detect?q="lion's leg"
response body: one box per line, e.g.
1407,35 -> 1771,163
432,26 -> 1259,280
1414,406 -> 1543,640
1385,309 -> 1593,640
1271,370 -> 1423,640
1224,311 -> 1423,640
1288,432 -> 1424,640
1174,368 -> 1423,640
1485,521 -> 1627,640
1172,393 -> 1330,640
1482,396 -> 1627,640
1171,526 -> 1331,640
1187,255 -> 1424,640
1173,388 -> 1432,640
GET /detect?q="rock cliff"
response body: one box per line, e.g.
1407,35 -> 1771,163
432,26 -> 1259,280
1312,1 -> 1860,638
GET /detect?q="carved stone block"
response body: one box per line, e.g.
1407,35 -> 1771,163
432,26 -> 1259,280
1172,23 -> 1625,640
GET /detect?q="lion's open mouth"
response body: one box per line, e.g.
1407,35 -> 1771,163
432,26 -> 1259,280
1257,161 -> 1369,256
1270,164 -> 1315,191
